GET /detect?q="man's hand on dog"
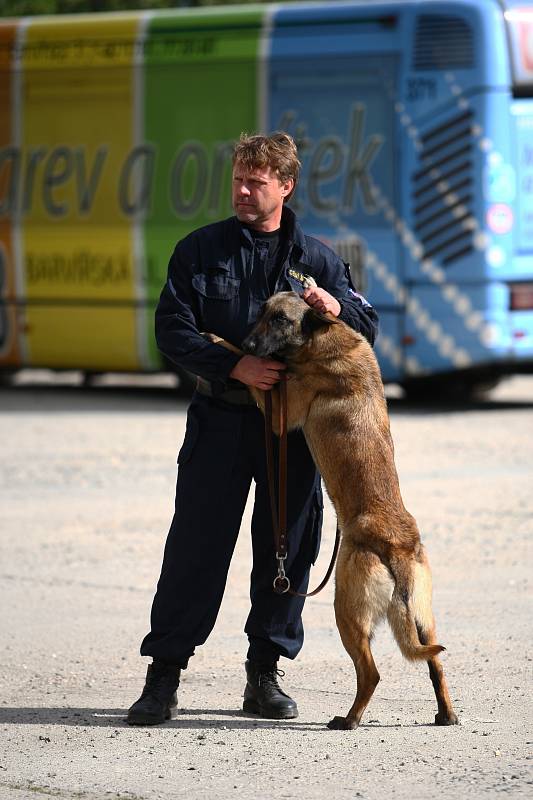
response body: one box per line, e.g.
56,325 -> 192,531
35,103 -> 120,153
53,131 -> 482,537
230,355 -> 287,390
230,289 -> 339,390
303,287 -> 341,317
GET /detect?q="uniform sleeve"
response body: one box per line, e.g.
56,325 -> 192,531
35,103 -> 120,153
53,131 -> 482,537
319,256 -> 379,346
155,244 -> 242,384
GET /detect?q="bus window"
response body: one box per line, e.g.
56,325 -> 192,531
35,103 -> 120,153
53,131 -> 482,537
506,5 -> 533,96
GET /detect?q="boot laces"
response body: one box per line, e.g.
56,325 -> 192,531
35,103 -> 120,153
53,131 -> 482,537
258,667 -> 285,690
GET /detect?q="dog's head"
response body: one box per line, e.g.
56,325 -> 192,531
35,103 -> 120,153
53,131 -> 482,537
242,291 -> 337,359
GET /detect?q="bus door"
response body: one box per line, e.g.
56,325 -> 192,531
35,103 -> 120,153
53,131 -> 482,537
400,0 -> 533,378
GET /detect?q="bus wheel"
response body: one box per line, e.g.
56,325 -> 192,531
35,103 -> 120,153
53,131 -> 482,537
81,372 -> 103,388
401,375 -> 501,403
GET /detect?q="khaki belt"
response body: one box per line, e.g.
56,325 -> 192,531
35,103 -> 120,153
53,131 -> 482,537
196,377 -> 256,406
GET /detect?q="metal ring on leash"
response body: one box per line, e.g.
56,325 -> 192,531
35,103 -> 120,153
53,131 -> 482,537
273,575 -> 291,594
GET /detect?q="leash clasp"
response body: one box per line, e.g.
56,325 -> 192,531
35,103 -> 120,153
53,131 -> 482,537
273,553 -> 290,594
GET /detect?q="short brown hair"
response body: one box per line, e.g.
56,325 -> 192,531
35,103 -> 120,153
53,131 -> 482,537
232,132 -> 300,198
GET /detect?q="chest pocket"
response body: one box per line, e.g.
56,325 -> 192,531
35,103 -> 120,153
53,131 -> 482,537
192,272 -> 241,335
192,273 -> 240,300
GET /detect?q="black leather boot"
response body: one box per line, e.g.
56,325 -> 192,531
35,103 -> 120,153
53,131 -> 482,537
127,662 -> 180,725
243,660 -> 298,719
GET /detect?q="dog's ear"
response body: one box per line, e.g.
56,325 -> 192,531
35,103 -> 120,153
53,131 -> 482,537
301,307 -> 337,337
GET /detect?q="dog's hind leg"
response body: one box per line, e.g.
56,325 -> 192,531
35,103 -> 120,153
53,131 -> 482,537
327,551 -> 391,731
416,621 -> 459,726
411,553 -> 459,726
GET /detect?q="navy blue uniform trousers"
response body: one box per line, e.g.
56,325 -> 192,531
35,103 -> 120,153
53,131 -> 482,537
140,392 -> 322,668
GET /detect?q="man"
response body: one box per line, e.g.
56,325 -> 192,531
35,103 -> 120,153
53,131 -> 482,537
127,132 -> 378,725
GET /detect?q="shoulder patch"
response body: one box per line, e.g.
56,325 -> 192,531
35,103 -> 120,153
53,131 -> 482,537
349,288 -> 373,308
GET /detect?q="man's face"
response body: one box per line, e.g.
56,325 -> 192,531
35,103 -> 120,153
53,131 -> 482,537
232,162 -> 293,232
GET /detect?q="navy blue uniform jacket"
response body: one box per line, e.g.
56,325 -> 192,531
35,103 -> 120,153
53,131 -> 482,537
155,206 -> 378,388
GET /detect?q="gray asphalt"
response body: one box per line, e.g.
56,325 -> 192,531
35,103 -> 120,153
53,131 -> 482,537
0,372 -> 531,799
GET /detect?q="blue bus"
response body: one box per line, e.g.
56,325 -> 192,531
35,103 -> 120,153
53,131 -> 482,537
1,0 -> 532,397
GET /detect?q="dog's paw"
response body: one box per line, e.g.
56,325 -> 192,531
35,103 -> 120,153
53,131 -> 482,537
435,711 -> 460,726
327,715 -> 358,731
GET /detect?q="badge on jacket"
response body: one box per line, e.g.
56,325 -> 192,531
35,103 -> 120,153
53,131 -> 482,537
288,269 -> 317,289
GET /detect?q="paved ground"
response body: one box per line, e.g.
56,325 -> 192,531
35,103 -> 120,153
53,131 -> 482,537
0,372 -> 532,799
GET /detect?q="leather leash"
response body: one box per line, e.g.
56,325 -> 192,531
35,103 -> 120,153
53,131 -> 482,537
264,375 -> 341,597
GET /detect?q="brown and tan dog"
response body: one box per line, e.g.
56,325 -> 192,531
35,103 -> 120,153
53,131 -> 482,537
210,290 -> 458,730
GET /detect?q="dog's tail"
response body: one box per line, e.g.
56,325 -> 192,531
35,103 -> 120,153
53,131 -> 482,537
387,555 -> 445,662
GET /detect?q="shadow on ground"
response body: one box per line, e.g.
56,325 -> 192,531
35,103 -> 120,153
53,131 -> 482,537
0,707 -> 429,731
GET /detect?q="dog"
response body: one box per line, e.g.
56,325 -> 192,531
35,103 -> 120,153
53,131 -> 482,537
209,290 -> 458,730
